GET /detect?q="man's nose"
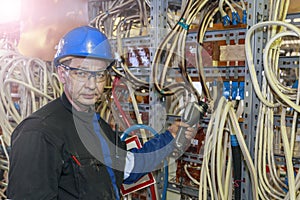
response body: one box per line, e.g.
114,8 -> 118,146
85,74 -> 97,88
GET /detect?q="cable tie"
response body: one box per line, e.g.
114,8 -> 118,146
105,10 -> 110,16
178,18 -> 190,30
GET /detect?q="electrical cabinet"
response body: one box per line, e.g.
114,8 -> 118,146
88,0 -> 300,199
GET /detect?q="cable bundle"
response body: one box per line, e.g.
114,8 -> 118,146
0,40 -> 61,146
244,0 -> 300,198
246,21 -> 299,199
152,0 -> 217,102
196,96 -> 258,199
90,0 -> 149,38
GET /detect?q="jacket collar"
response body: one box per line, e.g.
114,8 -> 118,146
60,92 -> 94,123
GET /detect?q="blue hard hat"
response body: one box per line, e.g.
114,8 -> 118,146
54,26 -> 114,66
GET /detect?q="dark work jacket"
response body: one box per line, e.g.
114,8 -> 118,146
7,93 -> 127,200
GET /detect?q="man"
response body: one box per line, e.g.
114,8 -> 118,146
7,26 -> 195,199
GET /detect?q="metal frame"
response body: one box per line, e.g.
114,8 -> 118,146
148,1 -> 169,199
286,12 -> 300,26
188,28 -> 247,43
279,56 -> 300,68
242,0 -> 269,199
148,0 -> 168,131
110,36 -> 151,48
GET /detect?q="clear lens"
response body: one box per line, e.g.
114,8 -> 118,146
62,65 -> 107,83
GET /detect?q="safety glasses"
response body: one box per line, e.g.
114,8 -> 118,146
60,64 -> 108,83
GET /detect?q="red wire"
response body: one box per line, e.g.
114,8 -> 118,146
112,76 -> 132,128
150,185 -> 157,200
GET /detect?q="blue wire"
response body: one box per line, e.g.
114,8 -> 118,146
120,124 -> 158,141
232,12 -> 240,25
222,15 -> 231,26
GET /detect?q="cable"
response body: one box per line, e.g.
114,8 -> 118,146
111,76 -> 133,130
197,97 -> 260,199
231,134 -> 242,199
127,81 -> 148,143
228,106 -> 260,199
183,164 -> 200,185
281,107 -> 296,199
152,0 -> 212,99
161,159 -> 169,200
219,0 -> 231,26
196,4 -> 219,103
0,42 -> 61,145
263,30 -> 300,111
245,20 -> 300,109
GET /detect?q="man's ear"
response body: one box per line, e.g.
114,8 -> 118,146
57,66 -> 66,84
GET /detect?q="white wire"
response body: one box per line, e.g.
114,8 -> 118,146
263,30 -> 300,112
0,42 -> 62,145
228,107 -> 260,199
219,0 -> 227,17
245,21 -> 300,109
225,0 -> 236,13
0,136 -> 9,165
184,164 -> 200,185
127,81 -> 148,143
281,107 -> 296,199
229,0 -> 243,10
197,97 -> 260,199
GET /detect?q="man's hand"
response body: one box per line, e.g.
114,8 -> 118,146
168,121 -> 196,140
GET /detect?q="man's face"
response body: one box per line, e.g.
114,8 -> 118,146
57,57 -> 109,112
